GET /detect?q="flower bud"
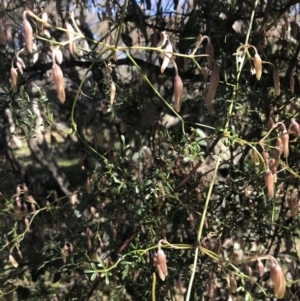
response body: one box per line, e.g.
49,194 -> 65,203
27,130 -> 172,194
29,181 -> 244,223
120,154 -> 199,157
22,17 -> 33,53
273,70 -> 280,96
290,74 -> 295,93
161,42 -> 173,73
253,53 -> 262,80
291,119 -> 300,136
205,41 -> 214,69
270,263 -> 286,299
10,67 -> 18,92
174,75 -> 183,112
264,169 -> 274,198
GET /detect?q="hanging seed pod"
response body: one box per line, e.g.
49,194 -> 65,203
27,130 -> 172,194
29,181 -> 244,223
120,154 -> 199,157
269,158 -> 277,183
264,169 -> 274,198
54,48 -> 63,64
52,63 -> 65,103
174,75 -> 183,112
280,129 -> 289,157
9,254 -> 19,268
161,42 -> 173,73
253,53 -> 262,80
110,81 -> 116,105
65,22 -> 76,56
270,263 -> 286,299
267,116 -> 274,130
290,74 -> 295,93
22,12 -> 33,53
290,119 -> 300,136
16,61 -> 23,74
276,137 -> 284,156
256,259 -> 264,277
209,67 -> 220,91
273,70 -> 280,96
155,248 -> 168,281
251,148 -> 260,166
17,56 -> 26,69
205,40 -> 214,69
229,276 -> 237,293
288,194 -> 298,220
10,67 -> 18,92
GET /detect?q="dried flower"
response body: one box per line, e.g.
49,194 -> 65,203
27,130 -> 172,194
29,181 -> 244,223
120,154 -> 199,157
22,12 -> 33,53
154,240 -> 168,281
52,63 -> 65,103
253,53 -> 262,80
270,263 -> 286,299
161,41 -> 173,73
174,75 -> 183,112
264,169 -> 274,198
10,67 -> 18,92
273,70 -> 280,96
205,40 -> 214,69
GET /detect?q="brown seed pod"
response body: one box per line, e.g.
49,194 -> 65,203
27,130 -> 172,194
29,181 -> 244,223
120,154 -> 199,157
273,70 -> 280,96
264,169 -> 274,198
10,67 -> 18,92
161,42 -> 173,73
22,14 -> 33,53
270,263 -> 286,299
52,63 -> 65,103
205,41 -> 214,69
65,22 -> 76,56
174,75 -> 183,112
280,129 -> 289,157
290,74 -> 295,93
253,53 -> 262,80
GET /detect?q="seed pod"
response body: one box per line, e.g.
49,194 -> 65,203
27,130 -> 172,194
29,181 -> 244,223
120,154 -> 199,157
267,116 -> 274,130
22,16 -> 33,53
174,75 -> 183,112
264,169 -> 274,198
161,42 -> 173,73
205,41 -> 214,69
16,62 -> 23,74
52,63 -> 65,103
273,70 -> 280,96
251,148 -> 260,166
290,74 -> 295,93
253,53 -> 262,80
209,67 -> 220,92
280,129 -> 289,157
155,249 -> 168,281
290,119 -> 300,136
9,254 -> 18,268
270,263 -> 286,299
269,158 -> 277,183
229,276 -> 237,293
54,48 -> 63,64
256,259 -> 264,277
110,81 -> 116,105
65,22 -> 76,56
10,67 -> 18,92
17,56 -> 26,69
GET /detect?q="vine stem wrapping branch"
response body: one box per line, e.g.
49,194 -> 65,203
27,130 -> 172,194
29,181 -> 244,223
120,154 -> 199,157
185,1 -> 260,300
